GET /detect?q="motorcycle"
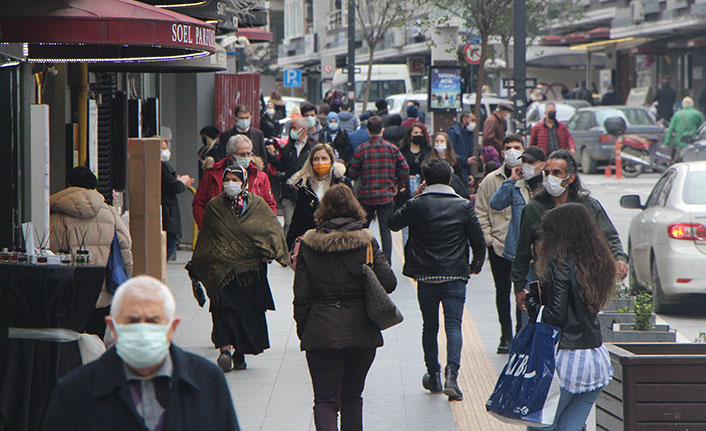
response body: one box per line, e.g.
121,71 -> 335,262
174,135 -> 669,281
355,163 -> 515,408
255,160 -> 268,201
604,117 -> 668,177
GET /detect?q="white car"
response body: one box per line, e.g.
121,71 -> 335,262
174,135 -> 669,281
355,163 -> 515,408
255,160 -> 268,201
621,161 -> 706,312
525,102 -> 576,128
386,93 -> 408,116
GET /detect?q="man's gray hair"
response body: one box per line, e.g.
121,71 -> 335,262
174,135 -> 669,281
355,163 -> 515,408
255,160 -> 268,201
292,116 -> 308,129
110,276 -> 176,322
226,134 -> 253,155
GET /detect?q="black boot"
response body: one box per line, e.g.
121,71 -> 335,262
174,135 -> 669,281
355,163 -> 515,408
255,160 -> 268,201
233,351 -> 247,370
422,371 -> 443,394
443,368 -> 463,401
496,337 -> 511,354
217,350 -> 232,373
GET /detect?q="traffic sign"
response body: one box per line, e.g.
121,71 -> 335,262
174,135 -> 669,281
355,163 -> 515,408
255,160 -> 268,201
464,44 -> 481,65
283,69 -> 302,87
321,56 -> 336,79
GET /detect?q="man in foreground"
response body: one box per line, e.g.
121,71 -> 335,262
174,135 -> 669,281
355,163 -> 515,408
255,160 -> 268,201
389,159 -> 486,402
43,276 -> 240,431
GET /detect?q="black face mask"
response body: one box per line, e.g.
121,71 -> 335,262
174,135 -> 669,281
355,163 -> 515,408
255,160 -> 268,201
412,135 -> 426,146
547,111 -> 556,121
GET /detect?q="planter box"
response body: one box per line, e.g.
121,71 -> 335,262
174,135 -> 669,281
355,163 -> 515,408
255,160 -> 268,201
602,297 -> 636,313
597,343 -> 706,430
597,312 -> 656,340
603,323 -> 677,343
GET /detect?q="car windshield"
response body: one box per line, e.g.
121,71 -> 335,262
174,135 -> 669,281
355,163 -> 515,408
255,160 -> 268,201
683,171 -> 706,204
355,81 -> 406,103
595,108 -> 655,128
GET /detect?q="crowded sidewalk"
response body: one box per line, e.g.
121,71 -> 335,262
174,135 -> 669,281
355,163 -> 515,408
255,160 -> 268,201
168,225 -> 524,430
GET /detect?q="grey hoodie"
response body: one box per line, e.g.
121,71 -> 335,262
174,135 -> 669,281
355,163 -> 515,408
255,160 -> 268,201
337,111 -> 359,133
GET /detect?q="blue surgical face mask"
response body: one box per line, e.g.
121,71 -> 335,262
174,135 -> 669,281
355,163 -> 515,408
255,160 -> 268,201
236,118 -> 251,131
290,128 -> 302,141
306,116 -> 317,129
115,323 -> 170,369
329,122 -> 339,131
235,156 -> 251,168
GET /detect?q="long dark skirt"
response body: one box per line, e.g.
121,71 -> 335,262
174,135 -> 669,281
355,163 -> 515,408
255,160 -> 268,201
210,264 -> 275,354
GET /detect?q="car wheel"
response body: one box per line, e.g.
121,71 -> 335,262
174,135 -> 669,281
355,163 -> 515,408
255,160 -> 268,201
628,246 -> 645,294
581,148 -> 597,174
651,256 -> 675,314
620,147 -> 644,178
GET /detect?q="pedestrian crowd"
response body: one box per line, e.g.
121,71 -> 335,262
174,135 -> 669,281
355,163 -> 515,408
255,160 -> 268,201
41,90 -> 631,431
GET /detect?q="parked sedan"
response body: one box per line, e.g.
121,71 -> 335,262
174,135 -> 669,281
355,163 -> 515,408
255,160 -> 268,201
567,106 -> 664,173
620,161 -> 706,312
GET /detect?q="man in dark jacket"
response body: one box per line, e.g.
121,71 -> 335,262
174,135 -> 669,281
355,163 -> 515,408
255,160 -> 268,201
42,276 -> 240,431
216,105 -> 267,161
652,76 -> 676,124
348,111 -> 372,150
600,85 -> 621,106
268,116 -> 316,234
160,139 -> 193,261
375,99 -> 393,127
511,150 -> 628,315
447,112 -> 476,183
482,104 -> 512,154
389,159 -> 486,402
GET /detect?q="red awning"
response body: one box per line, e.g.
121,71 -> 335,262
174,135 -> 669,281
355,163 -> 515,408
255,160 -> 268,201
587,27 -> 610,40
0,0 -> 216,63
236,28 -> 274,43
541,35 -> 565,46
565,32 -> 588,44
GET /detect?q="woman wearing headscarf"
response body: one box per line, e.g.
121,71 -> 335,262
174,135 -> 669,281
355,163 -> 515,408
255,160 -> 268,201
188,164 -> 288,372
318,112 -> 352,166
286,143 -> 351,248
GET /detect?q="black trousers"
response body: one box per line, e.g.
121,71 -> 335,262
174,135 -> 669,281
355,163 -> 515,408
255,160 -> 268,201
487,246 -> 519,338
306,348 -> 376,431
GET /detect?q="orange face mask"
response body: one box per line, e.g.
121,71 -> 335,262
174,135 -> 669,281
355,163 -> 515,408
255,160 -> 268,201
313,161 -> 331,176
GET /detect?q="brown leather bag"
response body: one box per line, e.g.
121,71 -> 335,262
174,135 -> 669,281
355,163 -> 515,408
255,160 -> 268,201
363,242 -> 403,330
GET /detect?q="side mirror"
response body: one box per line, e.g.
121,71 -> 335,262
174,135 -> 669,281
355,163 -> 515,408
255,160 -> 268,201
681,135 -> 694,144
620,194 -> 644,209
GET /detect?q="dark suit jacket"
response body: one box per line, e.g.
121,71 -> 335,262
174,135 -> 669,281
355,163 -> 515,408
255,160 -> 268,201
214,126 -> 267,162
161,161 -> 186,236
42,345 -> 240,431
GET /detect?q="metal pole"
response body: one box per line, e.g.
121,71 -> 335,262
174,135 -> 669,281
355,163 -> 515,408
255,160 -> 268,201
513,0 -> 527,133
347,0 -> 356,111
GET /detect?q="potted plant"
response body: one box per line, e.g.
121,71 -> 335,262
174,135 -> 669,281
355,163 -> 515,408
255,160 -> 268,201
604,292 -> 676,343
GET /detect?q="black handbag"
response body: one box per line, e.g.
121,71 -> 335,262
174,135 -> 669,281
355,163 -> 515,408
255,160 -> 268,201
363,243 -> 403,330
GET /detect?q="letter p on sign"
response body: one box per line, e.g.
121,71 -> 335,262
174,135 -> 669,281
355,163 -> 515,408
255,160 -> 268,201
283,69 -> 302,88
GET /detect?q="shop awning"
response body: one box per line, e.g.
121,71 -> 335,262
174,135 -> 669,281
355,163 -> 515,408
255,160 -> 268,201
0,0 -> 217,63
236,28 -> 274,43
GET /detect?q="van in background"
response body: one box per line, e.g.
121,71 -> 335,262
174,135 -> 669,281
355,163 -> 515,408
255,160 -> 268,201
332,64 -> 412,113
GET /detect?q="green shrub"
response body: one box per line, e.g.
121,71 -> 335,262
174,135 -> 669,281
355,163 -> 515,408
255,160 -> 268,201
633,292 -> 654,331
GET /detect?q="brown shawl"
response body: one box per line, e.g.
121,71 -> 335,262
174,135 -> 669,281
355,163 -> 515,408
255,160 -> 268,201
189,193 -> 288,302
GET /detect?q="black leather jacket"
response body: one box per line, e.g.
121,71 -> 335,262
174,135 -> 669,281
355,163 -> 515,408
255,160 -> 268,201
527,260 -> 602,350
388,184 -> 486,279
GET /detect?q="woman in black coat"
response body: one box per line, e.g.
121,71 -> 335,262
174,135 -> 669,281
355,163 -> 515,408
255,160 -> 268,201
294,184 -> 396,431
160,139 -> 194,261
286,143 -> 352,248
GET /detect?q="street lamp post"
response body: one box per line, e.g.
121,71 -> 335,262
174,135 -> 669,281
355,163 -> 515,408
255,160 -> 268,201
347,0 -> 355,110
513,0 -> 527,133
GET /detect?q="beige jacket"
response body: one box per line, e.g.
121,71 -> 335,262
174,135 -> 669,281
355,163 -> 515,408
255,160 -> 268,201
474,166 -> 512,256
49,187 -> 133,308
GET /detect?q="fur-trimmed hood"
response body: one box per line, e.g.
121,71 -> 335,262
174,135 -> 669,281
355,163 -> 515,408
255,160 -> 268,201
301,225 -> 373,253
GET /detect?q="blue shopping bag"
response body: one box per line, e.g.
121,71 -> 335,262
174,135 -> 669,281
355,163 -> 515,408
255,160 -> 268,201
106,232 -> 128,294
486,309 -> 562,427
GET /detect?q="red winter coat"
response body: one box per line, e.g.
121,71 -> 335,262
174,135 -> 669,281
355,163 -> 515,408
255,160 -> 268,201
529,120 -> 576,154
192,156 -> 277,227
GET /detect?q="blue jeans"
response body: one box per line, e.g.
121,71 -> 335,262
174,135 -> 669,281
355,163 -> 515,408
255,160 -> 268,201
417,280 -> 467,373
362,202 -> 394,264
527,387 -> 602,431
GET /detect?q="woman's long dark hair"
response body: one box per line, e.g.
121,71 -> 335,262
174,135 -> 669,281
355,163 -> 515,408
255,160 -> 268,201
535,203 -> 617,313
314,184 -> 367,224
400,123 -> 430,152
536,150 -> 590,204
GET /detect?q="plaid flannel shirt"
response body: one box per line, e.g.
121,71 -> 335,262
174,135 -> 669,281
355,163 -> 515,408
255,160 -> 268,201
348,136 -> 409,205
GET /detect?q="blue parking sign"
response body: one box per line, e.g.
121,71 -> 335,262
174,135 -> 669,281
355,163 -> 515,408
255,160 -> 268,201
283,69 -> 302,88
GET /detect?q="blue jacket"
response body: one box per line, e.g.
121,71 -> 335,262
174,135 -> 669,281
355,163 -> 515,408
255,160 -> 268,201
489,178 -> 532,261
447,123 -> 473,182
348,124 -> 369,150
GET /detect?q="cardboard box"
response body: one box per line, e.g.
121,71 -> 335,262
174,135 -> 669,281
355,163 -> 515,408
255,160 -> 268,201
128,138 -> 164,282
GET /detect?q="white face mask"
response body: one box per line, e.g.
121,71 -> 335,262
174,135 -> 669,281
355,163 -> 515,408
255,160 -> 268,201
329,122 -> 339,131
160,149 -> 171,162
266,109 -> 275,117
223,181 -> 243,197
521,163 -> 539,180
306,116 -> 317,129
504,148 -> 523,167
290,128 -> 302,141
236,118 -> 251,131
434,143 -> 447,154
466,122 -> 476,132
543,174 -> 569,197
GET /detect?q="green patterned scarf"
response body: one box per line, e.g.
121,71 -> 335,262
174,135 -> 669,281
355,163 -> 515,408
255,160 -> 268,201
188,193 -> 287,302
